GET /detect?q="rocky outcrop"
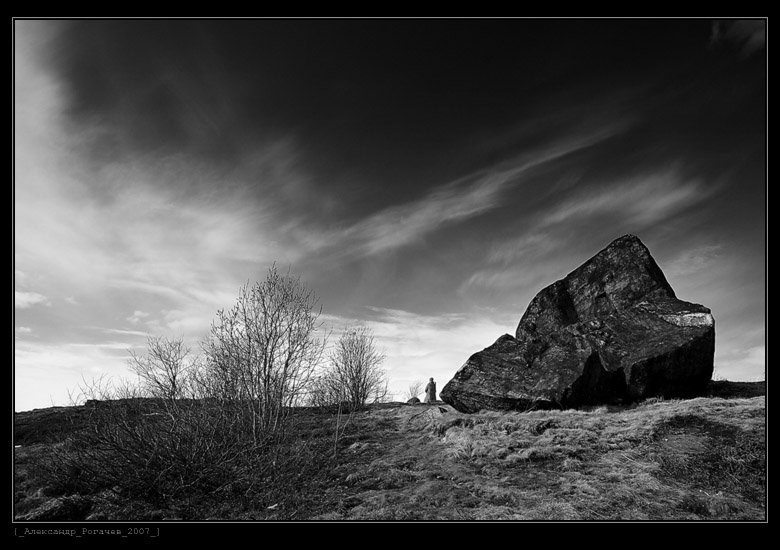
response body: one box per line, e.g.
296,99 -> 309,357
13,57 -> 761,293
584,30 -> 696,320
441,235 -> 715,413
407,397 -> 421,405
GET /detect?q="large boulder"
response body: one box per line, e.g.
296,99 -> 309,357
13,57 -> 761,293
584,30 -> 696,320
441,235 -> 714,413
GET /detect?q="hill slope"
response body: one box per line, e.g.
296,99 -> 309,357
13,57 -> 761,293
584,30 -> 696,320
14,382 -> 765,521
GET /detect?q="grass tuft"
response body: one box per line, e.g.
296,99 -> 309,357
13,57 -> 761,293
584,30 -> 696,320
14,391 -> 765,520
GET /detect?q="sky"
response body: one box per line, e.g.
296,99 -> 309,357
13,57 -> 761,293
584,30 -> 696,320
14,19 -> 766,411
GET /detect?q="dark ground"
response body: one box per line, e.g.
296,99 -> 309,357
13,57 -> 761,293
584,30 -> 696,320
13,380 -> 765,521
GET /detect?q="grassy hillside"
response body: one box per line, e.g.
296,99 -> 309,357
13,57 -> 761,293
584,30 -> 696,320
14,381 -> 765,521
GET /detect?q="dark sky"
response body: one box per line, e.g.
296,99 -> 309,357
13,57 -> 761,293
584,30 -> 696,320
15,19 -> 766,411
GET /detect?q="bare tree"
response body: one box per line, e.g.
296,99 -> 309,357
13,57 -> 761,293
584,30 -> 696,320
128,336 -> 191,401
47,265 -> 331,507
306,374 -> 340,408
326,326 -> 387,411
66,372 -> 143,406
405,380 -> 424,401
202,264 -> 326,439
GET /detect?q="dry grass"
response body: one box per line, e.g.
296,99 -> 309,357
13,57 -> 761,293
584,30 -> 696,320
14,387 -> 765,521
434,396 -> 765,520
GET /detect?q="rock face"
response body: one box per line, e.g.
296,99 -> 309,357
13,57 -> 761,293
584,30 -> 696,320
440,235 -> 715,413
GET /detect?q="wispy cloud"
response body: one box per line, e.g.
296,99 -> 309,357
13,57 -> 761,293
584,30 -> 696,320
665,244 -> 723,278
68,341 -> 137,351
15,291 -> 50,309
14,23 -> 297,410
463,165 -> 713,294
305,122 -> 630,260
126,310 -> 150,325
322,306 -> 516,399
485,233 -> 561,265
14,25 -> 303,351
711,19 -> 766,56
103,328 -> 149,338
716,345 -> 765,381
15,269 -> 29,286
539,167 -> 707,228
330,172 -> 511,257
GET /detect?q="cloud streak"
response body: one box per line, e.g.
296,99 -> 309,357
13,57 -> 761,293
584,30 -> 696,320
711,20 -> 766,56
463,165 -> 713,294
665,244 -> 724,278
14,24 -> 300,409
305,121 -> 630,260
14,27 -> 303,344
539,167 -> 707,228
15,291 -> 50,309
126,310 -> 149,325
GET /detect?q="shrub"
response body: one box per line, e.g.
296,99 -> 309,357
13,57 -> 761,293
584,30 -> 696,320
308,326 -> 388,411
44,265 -> 332,508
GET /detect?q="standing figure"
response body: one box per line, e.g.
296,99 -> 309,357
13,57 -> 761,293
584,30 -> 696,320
424,377 -> 436,403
